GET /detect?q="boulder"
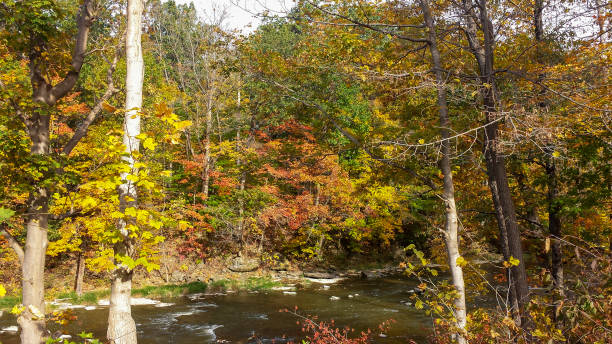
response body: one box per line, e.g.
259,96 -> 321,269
303,271 -> 337,279
360,271 -> 383,279
171,270 -> 188,283
228,256 -> 259,272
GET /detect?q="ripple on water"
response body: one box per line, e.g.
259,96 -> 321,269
246,313 -> 269,320
182,324 -> 223,340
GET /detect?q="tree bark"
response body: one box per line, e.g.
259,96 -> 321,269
74,250 -> 86,297
420,1 -> 467,342
108,1 -> 143,343
16,111 -> 50,344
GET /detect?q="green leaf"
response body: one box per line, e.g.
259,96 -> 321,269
0,208 -> 15,223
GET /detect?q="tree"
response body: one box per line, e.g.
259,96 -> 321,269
0,1 -> 111,342
107,0 -> 143,343
418,1 -> 467,341
458,0 -> 531,329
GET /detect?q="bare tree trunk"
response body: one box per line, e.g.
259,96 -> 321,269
420,2 -> 467,342
18,120 -> 50,343
108,1 -> 143,343
202,91 -> 213,197
74,250 -> 85,297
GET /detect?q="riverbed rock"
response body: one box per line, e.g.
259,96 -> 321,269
303,271 -> 337,279
1,325 -> 18,333
360,271 -> 384,279
228,256 -> 259,272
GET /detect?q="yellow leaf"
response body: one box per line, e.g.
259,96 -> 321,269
172,120 -> 192,131
102,102 -> 117,113
143,137 -> 157,151
0,285 -> 6,297
456,256 -> 467,268
552,151 -> 560,158
504,256 -> 521,268
418,139 -> 425,144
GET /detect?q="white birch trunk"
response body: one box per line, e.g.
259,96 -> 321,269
107,1 -> 143,343
419,1 -> 468,342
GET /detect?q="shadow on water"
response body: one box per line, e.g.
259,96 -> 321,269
0,275 -> 432,343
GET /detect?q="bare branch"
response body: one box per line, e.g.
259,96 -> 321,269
305,1 -> 429,43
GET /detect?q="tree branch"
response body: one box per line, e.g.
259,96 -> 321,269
31,0 -> 97,105
0,224 -> 24,265
306,1 -> 429,43
63,41 -> 122,155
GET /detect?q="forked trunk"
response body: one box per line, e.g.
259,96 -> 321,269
419,1 -> 467,341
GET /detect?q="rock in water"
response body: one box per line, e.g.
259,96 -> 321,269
303,271 -> 337,279
1,326 -> 18,333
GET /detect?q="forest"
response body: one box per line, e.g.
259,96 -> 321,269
0,0 -> 610,343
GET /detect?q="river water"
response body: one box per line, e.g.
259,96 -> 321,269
0,275 -> 432,343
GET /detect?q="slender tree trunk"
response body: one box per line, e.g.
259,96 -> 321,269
108,1 -> 143,343
534,0 -> 565,301
546,162 -> 564,296
202,91 -> 213,197
236,91 -> 245,241
74,250 -> 85,297
420,2 -> 467,342
461,0 -> 531,330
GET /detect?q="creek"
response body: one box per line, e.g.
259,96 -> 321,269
0,275 -> 433,343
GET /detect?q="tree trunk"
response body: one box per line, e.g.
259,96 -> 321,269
546,162 -> 564,296
18,115 -> 51,344
108,270 -> 136,344
419,1 -> 467,342
74,250 -> 85,297
461,0 -> 531,330
108,1 -> 143,343
202,91 -> 213,197
534,0 -> 564,301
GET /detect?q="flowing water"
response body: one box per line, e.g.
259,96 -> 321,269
0,275 -> 433,343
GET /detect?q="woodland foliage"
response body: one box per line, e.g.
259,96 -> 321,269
0,0 -> 610,343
